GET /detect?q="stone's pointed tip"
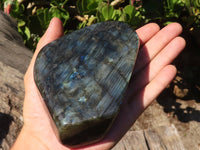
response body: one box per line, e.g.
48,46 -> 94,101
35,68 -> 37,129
34,21 -> 139,147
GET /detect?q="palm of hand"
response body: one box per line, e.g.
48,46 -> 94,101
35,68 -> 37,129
15,18 -> 185,150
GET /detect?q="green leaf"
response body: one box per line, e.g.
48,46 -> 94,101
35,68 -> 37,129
76,0 -> 84,14
124,5 -> 135,18
18,19 -> 26,27
163,21 -> 175,26
24,26 -> 31,40
102,6 -> 114,20
59,8 -> 70,26
79,0 -> 88,14
36,8 -> 52,32
87,16 -> 97,26
50,7 -> 61,18
17,26 -> 24,36
113,9 -> 124,21
87,2 -> 98,10
77,0 -> 99,15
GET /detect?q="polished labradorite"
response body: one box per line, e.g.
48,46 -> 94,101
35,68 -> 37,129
34,21 -> 139,147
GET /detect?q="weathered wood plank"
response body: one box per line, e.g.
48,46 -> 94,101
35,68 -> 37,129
0,61 -> 24,150
0,11 -> 32,150
144,125 -> 185,150
113,125 -> 185,150
0,11 -> 33,74
112,130 -> 148,150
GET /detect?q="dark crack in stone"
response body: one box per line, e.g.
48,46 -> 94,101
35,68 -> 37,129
34,21 -> 139,148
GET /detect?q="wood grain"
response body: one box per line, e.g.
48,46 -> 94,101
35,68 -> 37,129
0,11 -> 32,150
113,125 -> 185,150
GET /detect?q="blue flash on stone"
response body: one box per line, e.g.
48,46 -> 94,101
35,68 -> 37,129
78,96 -> 87,102
80,55 -> 86,62
34,21 -> 139,148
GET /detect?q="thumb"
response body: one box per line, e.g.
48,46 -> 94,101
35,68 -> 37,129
36,17 -> 64,53
24,17 -> 64,84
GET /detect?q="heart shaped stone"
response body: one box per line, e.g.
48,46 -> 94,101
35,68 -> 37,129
34,21 -> 139,147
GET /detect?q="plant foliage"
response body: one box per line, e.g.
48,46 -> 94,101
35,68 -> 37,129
1,0 -> 199,50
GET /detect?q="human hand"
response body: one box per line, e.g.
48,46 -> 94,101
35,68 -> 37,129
11,18 -> 185,150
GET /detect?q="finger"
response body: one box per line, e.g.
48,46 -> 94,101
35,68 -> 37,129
134,23 -> 183,73
72,65 -> 177,150
103,65 -> 177,144
138,65 -> 177,107
24,17 -> 63,81
136,23 -> 160,46
24,17 -> 64,115
129,36 -> 185,95
23,18 -> 66,149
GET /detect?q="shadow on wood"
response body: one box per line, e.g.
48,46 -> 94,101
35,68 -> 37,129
0,113 -> 13,145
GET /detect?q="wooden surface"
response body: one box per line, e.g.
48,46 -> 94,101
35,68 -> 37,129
113,130 -> 148,150
0,11 -> 185,150
0,11 -> 32,73
0,11 -> 32,150
113,125 -> 185,150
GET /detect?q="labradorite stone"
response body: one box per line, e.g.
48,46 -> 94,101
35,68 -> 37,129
34,21 -> 139,147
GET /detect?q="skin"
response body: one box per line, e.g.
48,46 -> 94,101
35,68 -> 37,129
11,18 -> 185,150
